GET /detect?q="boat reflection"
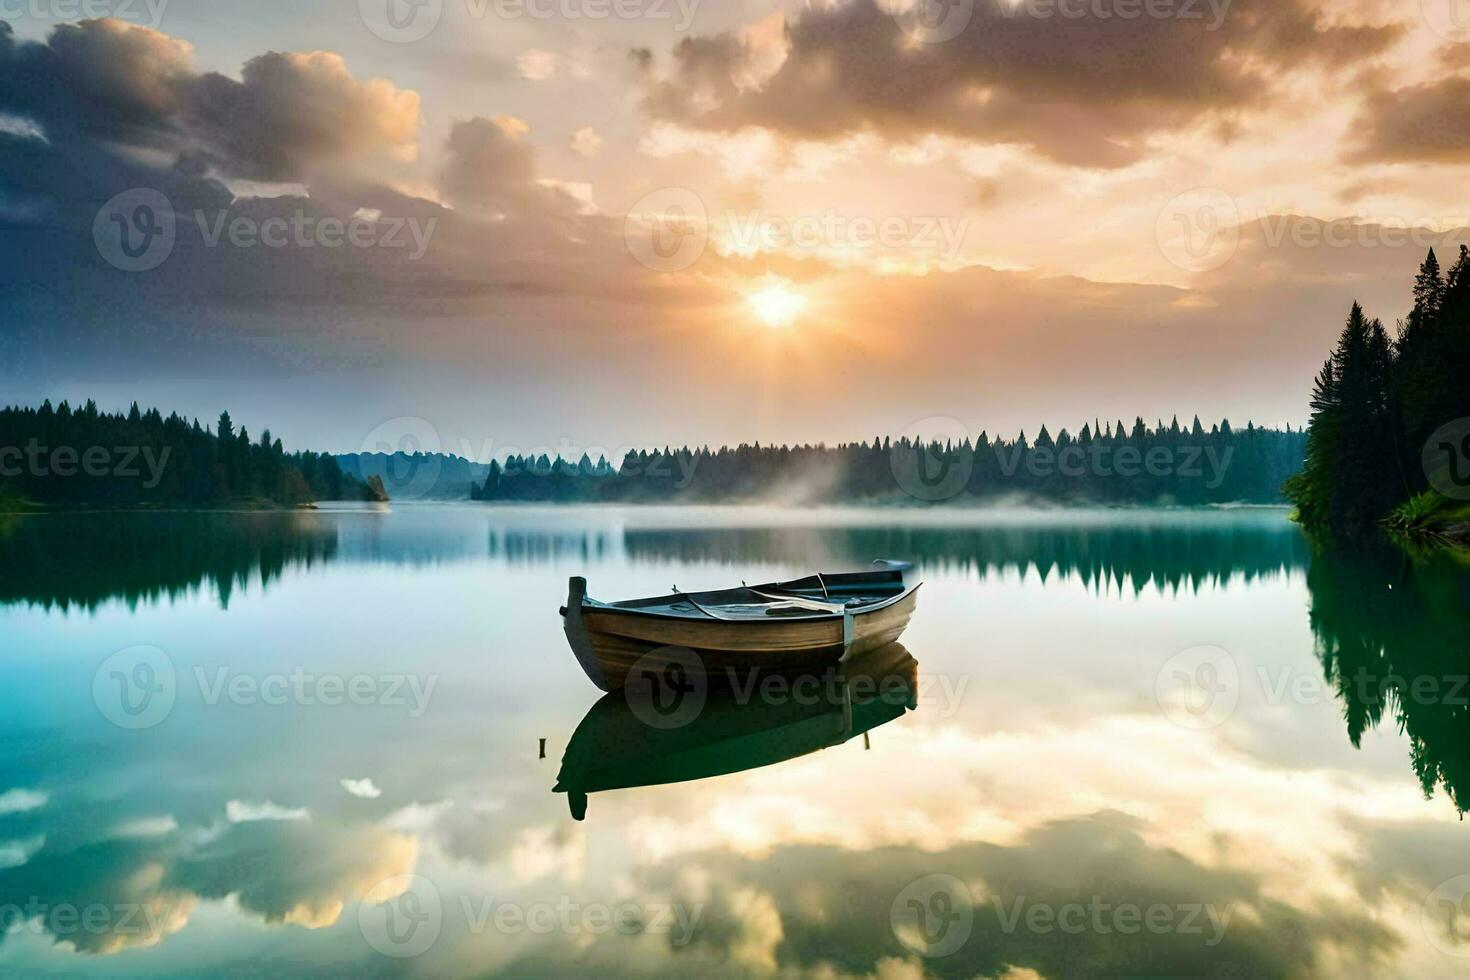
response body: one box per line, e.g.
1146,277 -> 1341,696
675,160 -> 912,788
554,642 -> 920,820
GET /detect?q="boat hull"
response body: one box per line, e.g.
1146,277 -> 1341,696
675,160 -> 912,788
554,641 -> 919,818
562,569 -> 919,691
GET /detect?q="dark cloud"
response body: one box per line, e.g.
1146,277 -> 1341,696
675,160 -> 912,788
441,116 -> 546,213
503,810 -> 1402,977
189,50 -> 420,182
1350,76 -> 1470,164
0,20 -> 678,383
0,18 -> 420,182
0,17 -> 192,147
0,820 -> 416,953
635,0 -> 1403,167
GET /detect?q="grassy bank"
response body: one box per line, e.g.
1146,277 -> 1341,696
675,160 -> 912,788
1381,491 -> 1470,547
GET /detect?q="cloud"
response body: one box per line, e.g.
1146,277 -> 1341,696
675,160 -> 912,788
0,836 -> 43,869
225,800 -> 310,823
1350,76 -> 1470,164
570,125 -> 603,158
188,50 -> 421,182
633,0 -> 1404,167
172,821 -> 418,929
0,789 -> 48,815
517,48 -> 559,81
0,17 -> 194,147
340,778 -> 383,799
441,115 -> 541,211
502,811 -> 1401,977
0,819 -> 420,952
0,19 -> 421,182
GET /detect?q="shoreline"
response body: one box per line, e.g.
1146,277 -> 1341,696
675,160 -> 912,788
0,500 -> 323,516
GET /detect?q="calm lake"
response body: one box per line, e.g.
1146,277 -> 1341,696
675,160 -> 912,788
1,504 -> 1467,977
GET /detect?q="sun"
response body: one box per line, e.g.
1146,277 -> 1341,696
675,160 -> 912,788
745,279 -> 808,328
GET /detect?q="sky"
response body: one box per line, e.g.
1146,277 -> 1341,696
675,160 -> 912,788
2,0 -> 1469,459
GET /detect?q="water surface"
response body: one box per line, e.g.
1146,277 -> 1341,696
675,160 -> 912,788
0,505 -> 1466,977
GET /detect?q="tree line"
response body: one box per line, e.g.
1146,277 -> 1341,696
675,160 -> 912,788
0,401 -> 384,508
473,419 -> 1305,505
1287,246 -> 1470,535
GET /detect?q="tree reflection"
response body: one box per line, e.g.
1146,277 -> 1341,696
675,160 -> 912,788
1306,536 -> 1470,813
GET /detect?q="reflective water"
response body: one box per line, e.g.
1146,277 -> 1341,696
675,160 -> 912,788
0,504 -> 1467,977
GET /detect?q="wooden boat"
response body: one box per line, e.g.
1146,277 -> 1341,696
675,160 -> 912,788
554,641 -> 919,819
560,560 -> 920,692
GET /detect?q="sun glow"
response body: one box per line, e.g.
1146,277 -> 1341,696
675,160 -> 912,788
745,279 -> 807,328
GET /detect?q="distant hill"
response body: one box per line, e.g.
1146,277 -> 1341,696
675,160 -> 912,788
335,452 -> 492,501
